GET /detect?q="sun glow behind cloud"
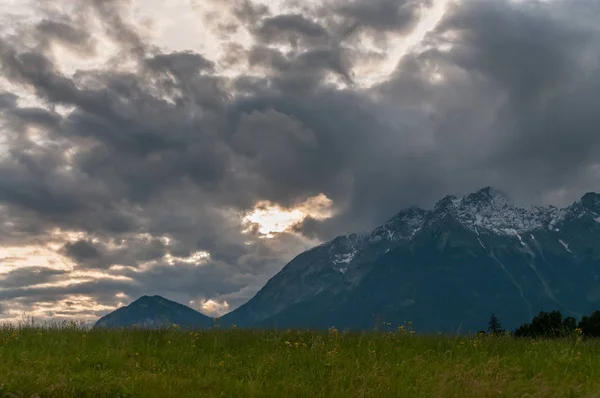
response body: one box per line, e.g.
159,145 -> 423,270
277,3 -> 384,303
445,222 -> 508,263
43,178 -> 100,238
165,251 -> 211,266
193,299 -> 230,317
1,295 -> 117,326
242,194 -> 334,238
0,245 -> 75,273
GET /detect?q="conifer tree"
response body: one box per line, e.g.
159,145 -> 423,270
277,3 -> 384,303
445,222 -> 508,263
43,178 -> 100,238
487,313 -> 503,335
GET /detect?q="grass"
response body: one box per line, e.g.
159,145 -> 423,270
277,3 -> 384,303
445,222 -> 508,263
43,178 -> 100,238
1,322 -> 599,397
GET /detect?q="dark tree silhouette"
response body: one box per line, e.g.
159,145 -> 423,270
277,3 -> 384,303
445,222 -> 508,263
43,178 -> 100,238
487,313 -> 504,335
513,310 -> 575,338
578,311 -> 600,337
563,316 -> 577,331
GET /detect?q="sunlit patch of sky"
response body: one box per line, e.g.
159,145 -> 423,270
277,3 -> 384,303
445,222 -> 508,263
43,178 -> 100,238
1,295 -> 117,326
243,194 -> 334,238
191,298 -> 230,317
0,245 -> 75,273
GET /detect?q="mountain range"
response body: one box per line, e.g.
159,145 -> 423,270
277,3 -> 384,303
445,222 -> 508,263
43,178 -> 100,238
95,187 -> 600,333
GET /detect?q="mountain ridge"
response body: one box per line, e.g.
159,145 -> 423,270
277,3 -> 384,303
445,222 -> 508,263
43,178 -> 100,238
219,187 -> 600,332
97,187 -> 600,333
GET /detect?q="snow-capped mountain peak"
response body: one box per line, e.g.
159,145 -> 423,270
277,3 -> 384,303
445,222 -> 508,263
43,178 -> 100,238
439,188 -> 550,235
461,186 -> 511,207
433,195 -> 460,213
320,187 -> 600,274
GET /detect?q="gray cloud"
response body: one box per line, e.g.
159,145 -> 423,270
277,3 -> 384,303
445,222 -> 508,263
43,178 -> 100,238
0,267 -> 67,288
336,0 -> 428,32
63,240 -> 101,262
61,236 -> 169,270
0,92 -> 18,109
0,0 -> 599,319
0,278 -> 135,303
146,52 -> 215,78
255,14 -> 330,47
88,0 -> 149,59
232,0 -> 271,25
35,20 -> 96,55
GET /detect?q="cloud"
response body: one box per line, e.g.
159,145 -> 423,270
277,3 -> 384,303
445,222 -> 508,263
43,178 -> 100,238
0,0 -> 599,321
62,240 -> 101,262
0,267 -> 67,288
0,92 -> 18,109
35,20 -> 96,55
254,14 -> 330,47
336,0 -> 429,32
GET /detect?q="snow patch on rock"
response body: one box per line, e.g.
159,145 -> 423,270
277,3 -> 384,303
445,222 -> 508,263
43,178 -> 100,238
474,227 -> 486,249
559,239 -> 573,253
333,250 -> 357,264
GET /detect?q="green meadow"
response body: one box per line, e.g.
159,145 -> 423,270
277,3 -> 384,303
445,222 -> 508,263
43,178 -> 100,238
1,322 -> 599,398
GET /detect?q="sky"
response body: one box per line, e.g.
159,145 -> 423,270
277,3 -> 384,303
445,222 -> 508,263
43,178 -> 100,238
0,0 -> 600,323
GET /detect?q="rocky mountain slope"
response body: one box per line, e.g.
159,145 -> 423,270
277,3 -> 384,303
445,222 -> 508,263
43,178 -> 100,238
220,187 -> 600,333
95,295 -> 213,329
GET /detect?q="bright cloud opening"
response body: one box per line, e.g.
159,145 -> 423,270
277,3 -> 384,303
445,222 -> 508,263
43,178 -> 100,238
0,244 -> 76,273
242,193 -> 333,238
165,251 -> 211,266
190,299 -> 230,317
0,294 -> 118,325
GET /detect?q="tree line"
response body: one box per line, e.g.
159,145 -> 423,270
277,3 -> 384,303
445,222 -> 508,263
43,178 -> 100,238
479,310 -> 600,338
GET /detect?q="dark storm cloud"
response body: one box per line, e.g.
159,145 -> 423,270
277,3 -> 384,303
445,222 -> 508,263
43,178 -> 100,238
435,0 -> 600,194
336,0 -> 429,32
35,20 -> 96,55
63,240 -> 101,261
0,92 -> 18,109
255,14 -> 330,46
0,278 -> 136,302
232,0 -> 271,25
0,41 -> 80,105
0,36 -> 231,214
146,52 -> 215,78
0,267 -> 67,288
88,0 -> 148,58
409,0 -> 600,204
0,164 -> 84,215
247,45 -> 354,89
60,235 -> 172,270
6,107 -> 62,129
1,0 -> 600,319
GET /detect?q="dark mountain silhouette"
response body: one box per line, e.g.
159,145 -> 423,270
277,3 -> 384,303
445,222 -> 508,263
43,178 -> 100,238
94,295 -> 213,329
